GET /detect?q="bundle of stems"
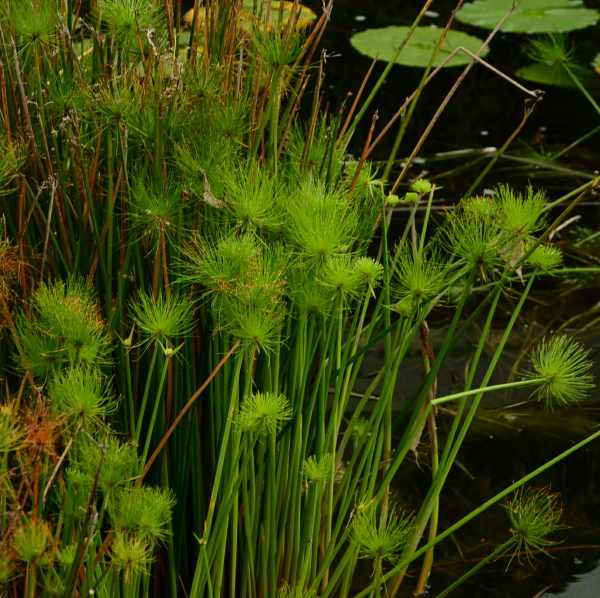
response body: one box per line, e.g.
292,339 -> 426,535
0,1 -> 598,596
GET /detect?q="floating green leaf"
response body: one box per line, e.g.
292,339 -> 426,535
516,62 -> 594,87
516,35 -> 598,88
350,25 -> 488,68
457,0 -> 599,34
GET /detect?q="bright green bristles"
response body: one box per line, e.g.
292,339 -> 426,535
527,334 -> 594,408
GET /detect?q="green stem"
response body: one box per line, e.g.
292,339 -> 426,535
355,425 -> 600,597
431,378 -> 543,406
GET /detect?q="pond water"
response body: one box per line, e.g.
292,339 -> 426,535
309,1 -> 600,596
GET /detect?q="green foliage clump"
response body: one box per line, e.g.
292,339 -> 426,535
17,280 -> 111,378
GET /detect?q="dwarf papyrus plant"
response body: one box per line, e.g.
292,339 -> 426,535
1,0 -> 599,596
0,279 -> 174,598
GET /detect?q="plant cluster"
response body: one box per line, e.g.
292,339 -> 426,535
0,1 -> 598,597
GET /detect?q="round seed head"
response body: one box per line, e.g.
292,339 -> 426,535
285,179 -> 357,259
111,532 -> 153,582
526,244 -> 562,272
218,293 -> 284,352
394,249 -> 446,308
402,191 -> 420,203
13,519 -> 49,563
48,367 -> 114,428
238,392 -> 292,436
320,255 -> 363,298
180,233 -> 264,295
17,279 -> 111,378
444,205 -> 502,273
223,165 -> 282,231
497,184 -> 547,237
462,195 -> 497,220
108,486 -> 175,545
303,453 -> 333,484
129,180 -> 183,247
351,502 -> 413,563
411,179 -> 432,195
527,335 -> 594,408
504,486 -> 563,565
70,435 -> 139,494
354,257 -> 384,289
386,194 -> 401,207
130,292 -> 194,347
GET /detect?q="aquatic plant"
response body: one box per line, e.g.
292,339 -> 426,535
0,1 -> 598,597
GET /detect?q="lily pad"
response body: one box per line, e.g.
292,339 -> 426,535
350,25 -> 488,68
516,62 -> 592,87
457,0 -> 599,34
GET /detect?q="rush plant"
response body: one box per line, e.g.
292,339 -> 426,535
0,1 -> 598,597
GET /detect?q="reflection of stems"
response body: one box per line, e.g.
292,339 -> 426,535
461,95 -> 541,199
355,426 -> 600,598
437,538 -> 515,598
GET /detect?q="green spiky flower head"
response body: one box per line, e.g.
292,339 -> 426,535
223,164 -> 282,231
497,185 -> 547,238
111,532 -> 153,583
527,335 -> 594,408
48,366 -> 115,428
10,0 -> 57,49
444,199 -> 502,274
69,435 -> 139,494
13,519 -> 49,563
351,502 -> 413,563
108,486 -> 175,545
394,248 -> 446,310
526,244 -> 562,272
411,179 -> 432,195
130,292 -> 194,348
354,257 -> 384,290
320,255 -> 363,298
238,392 -> 292,436
129,179 -> 184,248
303,453 -> 333,484
96,0 -> 165,51
17,279 -> 111,378
285,178 -> 357,259
504,486 -> 563,565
